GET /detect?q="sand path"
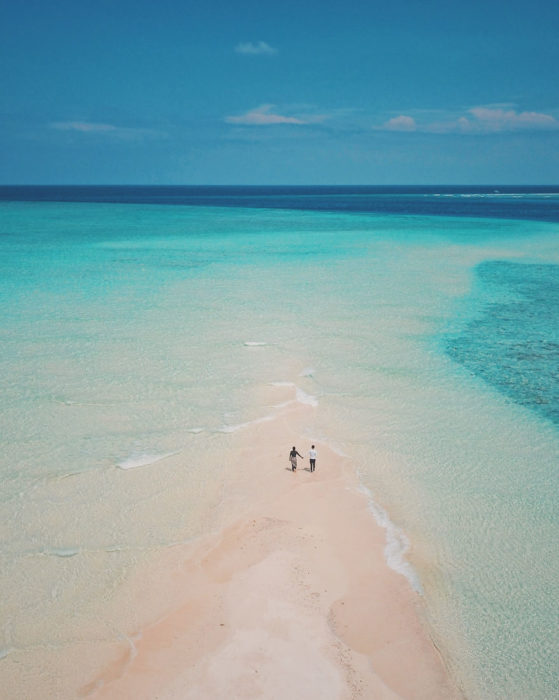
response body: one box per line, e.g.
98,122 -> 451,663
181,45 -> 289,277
87,401 -> 459,699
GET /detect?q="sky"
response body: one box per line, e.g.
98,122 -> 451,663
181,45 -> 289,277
1,0 -> 558,184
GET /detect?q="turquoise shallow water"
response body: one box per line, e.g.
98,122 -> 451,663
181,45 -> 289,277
1,194 -> 559,698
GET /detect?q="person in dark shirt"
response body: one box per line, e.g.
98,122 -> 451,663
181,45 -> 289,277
289,446 -> 303,471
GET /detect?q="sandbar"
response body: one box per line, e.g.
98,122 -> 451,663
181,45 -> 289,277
86,399 -> 459,699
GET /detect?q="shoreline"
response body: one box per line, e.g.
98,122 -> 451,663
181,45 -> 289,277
86,397 -> 460,699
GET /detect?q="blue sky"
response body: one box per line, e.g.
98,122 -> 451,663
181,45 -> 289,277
1,0 -> 558,184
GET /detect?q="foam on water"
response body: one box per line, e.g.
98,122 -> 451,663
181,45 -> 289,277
116,451 -> 178,470
355,484 -> 423,594
270,400 -> 296,409
40,547 -> 80,558
217,414 -> 276,433
295,387 -> 319,407
268,381 -> 319,407
217,380 -> 318,432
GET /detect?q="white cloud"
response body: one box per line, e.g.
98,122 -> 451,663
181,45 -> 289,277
235,41 -> 277,55
373,106 -> 559,134
467,107 -> 559,131
50,121 -> 117,133
383,115 -> 416,131
225,104 -> 307,125
49,121 -> 163,139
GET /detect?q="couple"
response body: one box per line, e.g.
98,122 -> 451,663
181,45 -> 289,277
289,445 -> 317,472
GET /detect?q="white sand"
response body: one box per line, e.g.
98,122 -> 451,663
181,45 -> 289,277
86,399 -> 459,699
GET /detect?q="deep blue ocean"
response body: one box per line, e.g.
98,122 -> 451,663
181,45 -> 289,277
2,184 -> 559,222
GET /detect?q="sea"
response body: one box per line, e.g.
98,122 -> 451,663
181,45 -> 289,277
1,186 -> 558,699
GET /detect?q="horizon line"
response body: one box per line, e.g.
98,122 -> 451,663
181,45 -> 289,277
1,183 -> 558,188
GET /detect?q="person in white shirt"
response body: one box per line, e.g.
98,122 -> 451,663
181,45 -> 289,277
309,445 -> 317,472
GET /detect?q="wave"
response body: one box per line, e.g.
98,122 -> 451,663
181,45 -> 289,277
434,192 -> 557,199
355,484 -> 423,594
243,341 -> 267,347
269,381 -> 318,407
218,380 -> 318,433
271,400 -> 296,409
116,451 -> 178,470
218,414 -> 275,433
295,387 -> 318,407
39,547 -> 80,558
